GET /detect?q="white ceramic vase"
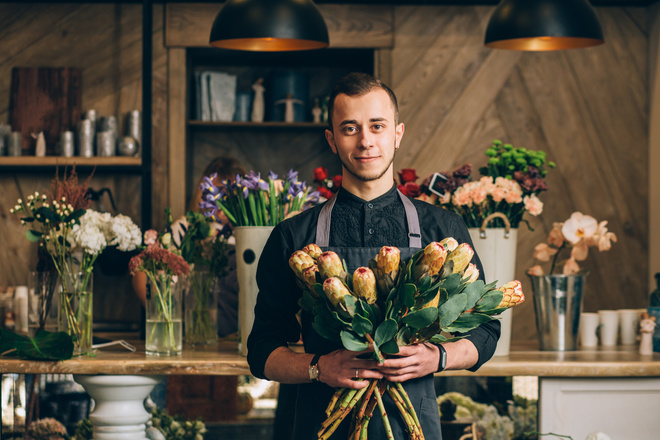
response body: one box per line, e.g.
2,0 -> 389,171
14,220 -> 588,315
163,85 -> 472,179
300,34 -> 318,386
234,226 -> 275,356
468,213 -> 517,356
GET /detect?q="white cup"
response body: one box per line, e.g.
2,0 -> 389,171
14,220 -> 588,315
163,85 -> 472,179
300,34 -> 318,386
618,309 -> 641,345
598,310 -> 619,346
13,286 -> 29,335
580,313 -> 600,348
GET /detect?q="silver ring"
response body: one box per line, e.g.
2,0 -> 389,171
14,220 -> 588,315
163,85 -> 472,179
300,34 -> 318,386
355,369 -> 359,379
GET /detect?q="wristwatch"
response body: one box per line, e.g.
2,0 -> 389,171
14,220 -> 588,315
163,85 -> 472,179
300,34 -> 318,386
309,353 -> 322,382
437,344 -> 447,372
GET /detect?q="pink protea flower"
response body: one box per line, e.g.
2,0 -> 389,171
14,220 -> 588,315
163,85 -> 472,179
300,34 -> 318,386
289,250 -> 316,280
302,243 -> 322,261
496,280 -> 525,309
318,251 -> 346,280
353,267 -> 377,304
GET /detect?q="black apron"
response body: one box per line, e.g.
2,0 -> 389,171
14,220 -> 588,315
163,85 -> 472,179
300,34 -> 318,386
293,190 -> 443,440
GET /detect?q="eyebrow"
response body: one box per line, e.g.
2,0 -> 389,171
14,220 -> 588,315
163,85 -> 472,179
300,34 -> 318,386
338,117 -> 388,127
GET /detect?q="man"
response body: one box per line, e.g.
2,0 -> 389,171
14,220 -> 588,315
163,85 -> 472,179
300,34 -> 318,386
247,72 -> 499,439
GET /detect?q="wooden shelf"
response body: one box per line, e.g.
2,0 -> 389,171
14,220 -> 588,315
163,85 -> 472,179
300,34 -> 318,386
188,120 -> 327,129
0,156 -> 142,168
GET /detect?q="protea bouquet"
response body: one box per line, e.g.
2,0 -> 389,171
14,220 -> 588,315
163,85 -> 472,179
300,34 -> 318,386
290,240 -> 525,440
430,140 -> 555,229
199,169 -> 320,226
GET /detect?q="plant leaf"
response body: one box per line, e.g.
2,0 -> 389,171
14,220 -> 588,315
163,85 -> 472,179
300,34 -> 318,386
463,280 -> 485,311
443,312 -> 493,333
0,329 -> 73,361
352,313 -> 373,337
379,338 -> 400,355
438,293 -> 468,328
374,318 -> 398,346
25,230 -> 43,242
340,330 -> 369,352
402,307 -> 438,329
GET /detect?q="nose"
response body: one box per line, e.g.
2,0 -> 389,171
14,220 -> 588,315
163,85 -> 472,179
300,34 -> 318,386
359,131 -> 374,149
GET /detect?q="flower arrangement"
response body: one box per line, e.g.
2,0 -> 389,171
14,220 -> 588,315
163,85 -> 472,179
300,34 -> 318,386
169,209 -> 231,345
9,169 -> 141,352
313,166 -> 342,199
129,227 -> 190,354
199,169 -> 319,227
25,417 -> 68,440
290,240 -> 525,439
432,140 -> 555,229
528,212 -> 617,276
396,168 -> 423,198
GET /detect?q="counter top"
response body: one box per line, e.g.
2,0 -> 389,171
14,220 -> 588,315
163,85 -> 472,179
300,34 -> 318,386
1,341 -> 659,377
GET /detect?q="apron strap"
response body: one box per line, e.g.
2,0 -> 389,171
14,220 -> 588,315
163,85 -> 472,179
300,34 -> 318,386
315,189 -> 422,248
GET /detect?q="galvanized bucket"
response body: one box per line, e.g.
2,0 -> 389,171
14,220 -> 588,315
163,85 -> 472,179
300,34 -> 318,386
529,273 -> 588,351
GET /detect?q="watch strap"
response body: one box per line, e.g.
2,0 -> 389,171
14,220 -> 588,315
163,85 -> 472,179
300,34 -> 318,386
437,344 -> 447,372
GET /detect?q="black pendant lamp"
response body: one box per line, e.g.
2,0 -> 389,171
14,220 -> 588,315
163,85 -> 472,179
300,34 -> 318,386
209,0 -> 329,52
485,0 -> 604,51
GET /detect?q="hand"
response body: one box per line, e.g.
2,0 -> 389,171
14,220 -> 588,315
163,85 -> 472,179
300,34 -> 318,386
376,343 -> 439,382
318,349 -> 384,389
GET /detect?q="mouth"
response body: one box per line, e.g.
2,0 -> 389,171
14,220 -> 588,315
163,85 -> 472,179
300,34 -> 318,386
354,156 -> 380,163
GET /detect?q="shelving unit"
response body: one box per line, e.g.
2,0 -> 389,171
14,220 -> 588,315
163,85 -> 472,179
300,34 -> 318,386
0,156 -> 141,169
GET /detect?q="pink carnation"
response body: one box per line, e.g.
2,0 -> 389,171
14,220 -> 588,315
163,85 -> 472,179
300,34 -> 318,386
144,229 -> 158,245
523,195 -> 543,216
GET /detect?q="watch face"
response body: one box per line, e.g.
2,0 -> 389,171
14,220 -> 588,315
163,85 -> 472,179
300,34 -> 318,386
309,365 -> 319,381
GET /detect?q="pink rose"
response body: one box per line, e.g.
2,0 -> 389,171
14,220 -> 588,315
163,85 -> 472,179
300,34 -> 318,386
144,229 -> 158,246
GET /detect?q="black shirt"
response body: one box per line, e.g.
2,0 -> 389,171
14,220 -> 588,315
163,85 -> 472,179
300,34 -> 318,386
247,185 -> 500,379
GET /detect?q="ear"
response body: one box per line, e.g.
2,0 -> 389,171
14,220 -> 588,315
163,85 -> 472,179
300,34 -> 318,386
325,129 -> 338,154
395,123 -> 405,150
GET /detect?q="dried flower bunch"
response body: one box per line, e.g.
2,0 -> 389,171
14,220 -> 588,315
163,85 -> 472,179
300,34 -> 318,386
313,166 -> 343,200
290,240 -> 525,439
431,140 -> 555,229
528,212 -> 617,276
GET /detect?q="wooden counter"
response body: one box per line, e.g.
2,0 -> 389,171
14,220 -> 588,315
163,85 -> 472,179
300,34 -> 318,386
1,340 -> 659,377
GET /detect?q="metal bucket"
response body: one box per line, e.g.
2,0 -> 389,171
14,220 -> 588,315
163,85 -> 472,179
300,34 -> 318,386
529,273 -> 587,351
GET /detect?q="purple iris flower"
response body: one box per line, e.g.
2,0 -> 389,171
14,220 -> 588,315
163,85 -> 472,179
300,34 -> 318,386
268,171 -> 278,181
286,169 -> 298,183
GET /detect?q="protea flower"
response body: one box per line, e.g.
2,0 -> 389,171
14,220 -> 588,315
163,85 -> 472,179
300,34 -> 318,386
353,267 -> 377,304
372,246 -> 400,296
289,250 -> 316,280
323,277 -> 352,308
302,265 -> 320,291
495,280 -> 525,309
461,263 -> 479,283
302,243 -> 322,261
441,243 -> 474,277
412,242 -> 447,282
439,237 -> 459,253
318,251 -> 346,280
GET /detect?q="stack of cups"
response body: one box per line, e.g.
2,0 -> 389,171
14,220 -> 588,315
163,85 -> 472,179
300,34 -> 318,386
580,309 -> 643,348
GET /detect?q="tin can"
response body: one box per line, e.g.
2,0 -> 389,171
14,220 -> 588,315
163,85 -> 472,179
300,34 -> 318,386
97,131 -> 116,157
59,131 -> 75,157
127,109 -> 141,148
77,119 -> 94,157
8,132 -> 23,156
118,136 -> 138,157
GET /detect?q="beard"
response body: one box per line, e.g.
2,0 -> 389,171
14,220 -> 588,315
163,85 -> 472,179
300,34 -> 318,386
336,143 -> 398,183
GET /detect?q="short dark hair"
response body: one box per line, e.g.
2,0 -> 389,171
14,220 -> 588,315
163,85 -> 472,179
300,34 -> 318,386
327,72 -> 399,131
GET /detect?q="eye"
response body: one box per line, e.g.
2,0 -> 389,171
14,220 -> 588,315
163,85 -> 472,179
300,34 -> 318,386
342,126 -> 357,134
372,124 -> 384,131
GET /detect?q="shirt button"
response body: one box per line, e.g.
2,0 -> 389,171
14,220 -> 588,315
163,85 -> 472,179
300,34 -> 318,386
368,228 -> 374,234
367,203 -> 373,209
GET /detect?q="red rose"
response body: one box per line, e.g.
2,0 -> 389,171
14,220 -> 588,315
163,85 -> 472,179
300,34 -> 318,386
331,175 -> 342,190
398,182 -> 421,198
397,168 -> 419,184
313,167 -> 328,183
319,186 -> 335,199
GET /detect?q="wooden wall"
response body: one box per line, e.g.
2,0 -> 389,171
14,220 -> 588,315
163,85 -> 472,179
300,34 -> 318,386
0,3 -> 169,325
385,6 -> 649,340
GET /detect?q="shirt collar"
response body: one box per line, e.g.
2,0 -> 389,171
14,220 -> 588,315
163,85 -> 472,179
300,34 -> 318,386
336,184 -> 399,209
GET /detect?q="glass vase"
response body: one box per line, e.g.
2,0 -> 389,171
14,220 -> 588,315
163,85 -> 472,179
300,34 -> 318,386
27,271 -> 60,337
184,268 -> 219,346
146,275 -> 183,356
59,271 -> 93,355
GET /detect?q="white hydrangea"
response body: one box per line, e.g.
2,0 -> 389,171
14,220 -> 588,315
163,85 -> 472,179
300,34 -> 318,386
107,214 -> 142,251
68,211 -> 108,256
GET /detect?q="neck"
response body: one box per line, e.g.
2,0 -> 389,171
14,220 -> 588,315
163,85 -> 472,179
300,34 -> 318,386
341,171 -> 395,201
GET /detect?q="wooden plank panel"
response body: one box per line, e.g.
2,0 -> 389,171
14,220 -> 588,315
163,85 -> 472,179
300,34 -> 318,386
168,48 -> 187,220
165,3 -> 394,48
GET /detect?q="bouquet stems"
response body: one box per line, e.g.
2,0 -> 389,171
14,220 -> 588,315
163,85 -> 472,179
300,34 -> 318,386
318,379 -> 424,440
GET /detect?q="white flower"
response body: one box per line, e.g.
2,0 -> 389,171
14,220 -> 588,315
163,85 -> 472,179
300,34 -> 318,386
68,211 -> 108,256
107,214 -> 142,251
561,212 -> 598,245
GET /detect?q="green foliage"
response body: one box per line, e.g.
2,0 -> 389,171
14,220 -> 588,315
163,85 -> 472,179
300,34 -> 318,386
0,329 -> 74,361
480,139 -> 556,180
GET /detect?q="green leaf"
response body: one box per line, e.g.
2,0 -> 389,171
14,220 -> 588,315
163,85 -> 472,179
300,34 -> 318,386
438,293 -> 467,328
313,314 -> 340,342
415,285 -> 439,308
352,313 -> 373,337
344,295 -> 357,317
340,330 -> 369,352
443,312 -> 493,333
374,319 -> 398,346
298,290 -> 318,313
35,206 -> 58,222
400,284 -> 416,308
0,329 -> 73,361
441,273 -> 462,297
25,230 -> 43,242
428,334 -> 448,344
475,290 -> 504,312
402,307 -> 438,329
463,280 -> 485,311
379,339 -> 400,355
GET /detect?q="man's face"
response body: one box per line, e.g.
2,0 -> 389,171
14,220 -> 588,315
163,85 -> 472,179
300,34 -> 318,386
325,89 -> 404,187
